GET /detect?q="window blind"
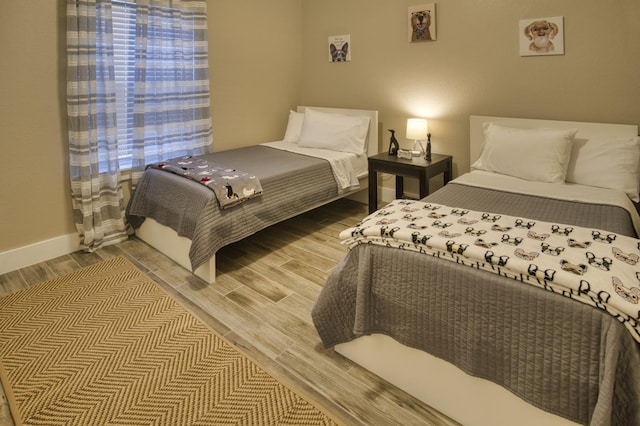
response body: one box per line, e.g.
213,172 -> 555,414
112,0 -> 136,169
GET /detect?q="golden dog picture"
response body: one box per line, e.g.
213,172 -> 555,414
408,4 -> 437,42
519,16 -> 564,56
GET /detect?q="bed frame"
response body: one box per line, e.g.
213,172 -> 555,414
334,115 -> 639,426
135,106 -> 379,283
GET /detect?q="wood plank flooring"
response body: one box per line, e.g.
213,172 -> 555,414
0,198 -> 460,426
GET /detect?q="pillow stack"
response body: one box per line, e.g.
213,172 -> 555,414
282,108 -> 370,154
283,110 -> 305,143
473,122 -> 640,202
472,123 -> 577,184
565,136 -> 640,202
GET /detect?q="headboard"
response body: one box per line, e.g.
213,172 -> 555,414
297,106 -> 380,157
470,115 -> 638,164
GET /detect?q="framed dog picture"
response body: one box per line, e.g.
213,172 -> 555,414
328,35 -> 351,62
408,4 -> 437,42
519,16 -> 564,56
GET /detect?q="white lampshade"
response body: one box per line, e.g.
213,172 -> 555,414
406,118 -> 428,140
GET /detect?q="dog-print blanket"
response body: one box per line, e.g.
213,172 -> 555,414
340,199 -> 640,342
147,156 -> 263,209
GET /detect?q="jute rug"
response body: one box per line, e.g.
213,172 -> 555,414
0,256 -> 339,425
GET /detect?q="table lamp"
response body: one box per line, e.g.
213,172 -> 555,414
406,118 -> 431,161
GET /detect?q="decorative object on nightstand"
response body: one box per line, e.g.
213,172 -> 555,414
406,118 -> 432,161
397,149 -> 413,159
388,129 -> 400,155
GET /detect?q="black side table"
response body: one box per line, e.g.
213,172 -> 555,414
368,153 -> 453,213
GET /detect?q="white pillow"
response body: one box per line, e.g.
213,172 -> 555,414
472,123 -> 577,184
298,108 -> 370,154
565,136 -> 640,202
283,110 -> 305,143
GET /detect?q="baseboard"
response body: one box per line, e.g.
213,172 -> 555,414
379,187 -> 417,204
381,186 -> 396,203
344,186 -> 402,205
344,188 -> 368,204
0,233 -> 81,275
0,187 -> 404,277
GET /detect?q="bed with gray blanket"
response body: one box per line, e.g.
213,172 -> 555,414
128,145 -> 341,270
126,106 -> 378,283
313,116 -> 640,426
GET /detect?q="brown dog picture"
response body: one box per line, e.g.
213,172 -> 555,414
408,4 -> 437,42
519,16 -> 564,56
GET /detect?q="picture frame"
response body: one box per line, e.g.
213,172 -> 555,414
519,16 -> 564,56
328,34 -> 351,62
408,4 -> 437,42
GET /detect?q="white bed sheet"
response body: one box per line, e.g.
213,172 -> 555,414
261,141 -> 367,193
456,170 -> 640,235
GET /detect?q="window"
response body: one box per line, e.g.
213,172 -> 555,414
112,1 -> 136,169
66,0 -> 211,247
109,1 -> 211,171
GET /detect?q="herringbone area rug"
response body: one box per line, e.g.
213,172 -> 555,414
0,256 -> 338,425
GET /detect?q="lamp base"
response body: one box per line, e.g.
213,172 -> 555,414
412,140 -> 425,155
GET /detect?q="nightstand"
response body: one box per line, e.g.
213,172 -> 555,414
368,152 -> 453,213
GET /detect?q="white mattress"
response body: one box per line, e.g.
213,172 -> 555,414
261,141 -> 367,193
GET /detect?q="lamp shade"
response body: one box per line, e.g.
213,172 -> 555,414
406,118 -> 428,140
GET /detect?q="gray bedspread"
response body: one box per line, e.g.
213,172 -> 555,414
127,145 -> 339,270
312,182 -> 640,425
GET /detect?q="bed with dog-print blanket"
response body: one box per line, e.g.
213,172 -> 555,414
127,145 -> 342,271
126,106 -> 377,282
312,179 -> 640,425
340,198 -> 640,342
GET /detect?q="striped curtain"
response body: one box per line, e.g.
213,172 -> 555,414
66,0 -> 129,251
130,0 -> 213,184
66,0 -> 212,251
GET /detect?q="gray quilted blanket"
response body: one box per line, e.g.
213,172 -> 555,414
127,146 -> 339,271
339,199 -> 640,342
312,182 -> 640,425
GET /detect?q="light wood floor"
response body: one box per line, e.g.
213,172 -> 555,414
0,198 -> 460,426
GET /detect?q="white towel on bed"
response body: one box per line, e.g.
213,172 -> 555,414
261,141 -> 365,193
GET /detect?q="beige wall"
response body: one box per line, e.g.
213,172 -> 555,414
0,1 -> 72,252
300,0 -> 640,177
0,0 -> 301,253
1,0 -> 639,258
209,0 -> 302,151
